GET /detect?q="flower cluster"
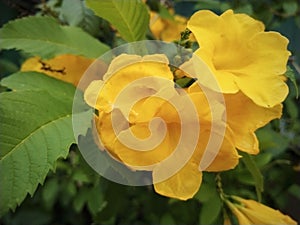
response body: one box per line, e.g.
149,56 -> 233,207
84,9 -> 290,204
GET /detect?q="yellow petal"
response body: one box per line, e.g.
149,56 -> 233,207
225,92 -> 283,154
233,197 -> 297,225
150,11 -> 190,42
21,54 -> 94,90
112,122 -> 180,170
93,110 -> 128,158
153,159 -> 202,200
199,129 -> 239,172
236,74 -> 289,108
226,200 -> 253,225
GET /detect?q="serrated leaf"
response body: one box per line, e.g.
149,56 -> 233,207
86,0 -> 149,42
0,16 -> 110,59
1,71 -> 75,99
60,0 -> 101,36
240,152 -> 264,202
0,72 -> 76,216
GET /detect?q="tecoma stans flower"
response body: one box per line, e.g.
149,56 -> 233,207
84,54 -> 239,200
150,11 -> 191,42
187,10 -> 290,108
181,56 -> 283,154
225,196 -> 297,225
224,92 -> 282,154
21,54 -> 95,90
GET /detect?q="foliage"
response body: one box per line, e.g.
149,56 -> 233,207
0,0 -> 299,224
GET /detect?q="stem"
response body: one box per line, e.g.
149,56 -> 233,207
216,173 -> 226,201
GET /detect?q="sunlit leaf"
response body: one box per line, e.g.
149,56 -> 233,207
0,72 -> 76,216
86,0 -> 149,42
0,16 -> 110,59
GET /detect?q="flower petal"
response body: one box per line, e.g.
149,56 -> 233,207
198,129 -> 239,172
85,54 -> 174,112
236,76 -> 288,107
225,92 -> 283,153
112,122 -> 180,170
153,159 -> 202,200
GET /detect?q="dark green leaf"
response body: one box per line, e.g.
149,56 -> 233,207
175,77 -> 197,88
199,195 -> 222,225
286,66 -> 299,98
256,127 -> 290,157
240,152 -> 264,202
288,184 -> 300,200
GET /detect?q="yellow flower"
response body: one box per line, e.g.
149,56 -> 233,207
84,54 -> 239,200
225,196 -> 297,225
21,54 -> 95,90
150,11 -> 190,42
187,10 -> 290,107
180,55 -> 283,154
224,92 -> 282,154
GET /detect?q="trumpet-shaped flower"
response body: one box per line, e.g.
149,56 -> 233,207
187,10 -> 290,107
225,196 -> 297,225
224,92 -> 282,154
84,54 -> 239,200
180,55 -> 283,154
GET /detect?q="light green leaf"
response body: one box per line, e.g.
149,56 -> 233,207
240,152 -> 264,202
283,1 -> 298,16
86,0 -> 149,42
0,72 -> 76,216
60,0 -> 85,26
0,16 -> 110,59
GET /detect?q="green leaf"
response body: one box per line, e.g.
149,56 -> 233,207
60,0 -> 85,26
175,77 -> 197,88
0,72 -> 76,216
283,1 -> 298,16
87,184 -> 107,215
41,178 -> 59,210
199,194 -> 222,225
286,66 -> 299,98
160,213 -> 176,225
86,0 -> 149,42
0,16 -> 110,59
240,152 -> 264,202
256,127 -> 289,157
288,184 -> 300,200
